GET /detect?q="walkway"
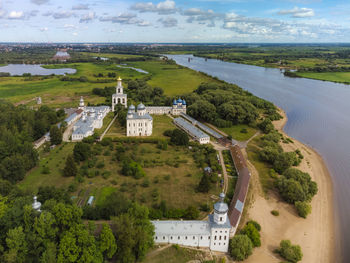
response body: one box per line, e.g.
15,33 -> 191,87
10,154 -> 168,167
99,113 -> 118,141
210,141 -> 229,195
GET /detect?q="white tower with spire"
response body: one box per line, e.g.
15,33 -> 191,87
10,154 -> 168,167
112,77 -> 127,111
78,96 -> 85,110
209,192 -> 231,252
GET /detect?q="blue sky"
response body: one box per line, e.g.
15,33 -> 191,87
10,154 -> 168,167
0,0 -> 350,42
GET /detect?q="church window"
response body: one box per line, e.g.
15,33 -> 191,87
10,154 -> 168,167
214,243 -> 216,246
193,236 -> 195,240
200,236 -> 203,240
178,236 -> 180,240
219,243 -> 221,246
155,236 -> 158,240
170,236 -> 173,240
208,236 -> 210,240
219,236 -> 222,240
163,236 -> 165,240
185,236 -> 187,240
220,217 -> 223,221
224,236 -> 227,240
214,236 -> 217,240
118,88 -> 120,93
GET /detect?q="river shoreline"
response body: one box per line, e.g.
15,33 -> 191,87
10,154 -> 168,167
242,108 -> 336,263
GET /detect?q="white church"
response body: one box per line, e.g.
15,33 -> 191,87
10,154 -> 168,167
71,97 -> 110,141
152,193 -> 231,252
111,77 -> 187,137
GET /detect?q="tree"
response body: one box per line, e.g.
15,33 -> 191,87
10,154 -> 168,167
197,173 -> 210,193
112,203 -> 154,263
170,129 -> 189,146
258,119 -> 274,134
273,152 -> 298,174
184,206 -> 199,219
63,154 -> 77,177
99,223 -> 117,259
121,161 -> 145,179
73,142 -> 91,162
295,201 -> 311,218
49,125 -> 62,145
1,155 -> 25,183
4,226 -> 28,263
276,240 -> 303,263
240,223 -> 261,247
229,234 -> 253,261
0,194 -> 7,219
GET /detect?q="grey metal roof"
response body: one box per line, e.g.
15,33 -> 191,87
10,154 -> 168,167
65,112 -> 77,123
208,214 -> 231,229
173,118 -> 209,140
127,112 -> 153,120
180,113 -> 223,139
137,103 -> 145,110
152,220 -> 210,236
214,201 -> 228,214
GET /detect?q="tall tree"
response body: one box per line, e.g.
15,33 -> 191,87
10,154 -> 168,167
49,125 -> 62,145
4,226 -> 28,263
99,223 -> 117,260
197,173 -> 210,193
63,155 -> 77,177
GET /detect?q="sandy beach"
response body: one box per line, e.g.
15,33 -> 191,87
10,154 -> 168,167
240,109 -> 336,263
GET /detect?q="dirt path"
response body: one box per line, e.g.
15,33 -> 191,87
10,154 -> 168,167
241,109 -> 335,263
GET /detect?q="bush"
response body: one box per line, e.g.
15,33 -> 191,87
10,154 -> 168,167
246,220 -> 261,231
271,210 -> 279,216
275,240 -> 303,263
170,129 -> 189,146
229,235 -> 253,261
295,201 -> 311,218
240,223 -> 261,247
41,166 -> 50,174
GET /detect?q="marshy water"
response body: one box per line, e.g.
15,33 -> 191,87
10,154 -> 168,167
0,64 -> 76,76
167,54 -> 350,262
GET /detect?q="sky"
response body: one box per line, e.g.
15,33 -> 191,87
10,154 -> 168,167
0,0 -> 350,43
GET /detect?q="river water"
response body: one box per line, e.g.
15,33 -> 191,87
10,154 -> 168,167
0,64 -> 76,76
167,54 -> 349,262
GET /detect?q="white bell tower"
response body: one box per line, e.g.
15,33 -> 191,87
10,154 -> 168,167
112,77 -> 127,111
213,192 -> 229,224
79,96 -> 85,110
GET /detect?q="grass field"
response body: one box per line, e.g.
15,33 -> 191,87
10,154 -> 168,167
144,245 -> 211,263
21,140 -> 221,211
246,137 -> 274,194
221,124 -> 257,141
127,60 -> 220,95
79,52 -> 145,60
296,71 -> 350,84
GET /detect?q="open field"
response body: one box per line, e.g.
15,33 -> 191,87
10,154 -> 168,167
221,124 -> 257,141
21,140 -> 221,211
144,245 -> 214,263
79,52 -> 146,60
296,71 -> 350,84
127,60 -> 220,95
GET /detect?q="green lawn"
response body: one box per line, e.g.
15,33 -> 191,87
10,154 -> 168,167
221,124 -> 257,141
79,52 -> 145,60
127,60 -> 220,95
296,71 -> 350,84
21,141 -> 221,211
19,143 -> 75,192
94,112 -> 115,137
144,246 -> 209,263
246,137 -> 274,194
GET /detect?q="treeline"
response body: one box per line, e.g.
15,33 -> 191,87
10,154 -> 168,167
183,82 -> 281,128
0,101 -> 64,184
0,186 -> 154,263
255,127 -> 317,218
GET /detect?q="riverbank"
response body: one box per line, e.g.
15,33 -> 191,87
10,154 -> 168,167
242,108 -> 336,263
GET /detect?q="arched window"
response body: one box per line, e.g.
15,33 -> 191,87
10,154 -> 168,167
193,236 -> 195,240
214,236 -> 217,240
155,236 -> 158,240
185,236 -> 187,240
219,236 -> 222,240
178,236 -> 180,240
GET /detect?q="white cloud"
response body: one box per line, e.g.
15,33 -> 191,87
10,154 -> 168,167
278,7 -> 315,18
80,12 -> 95,23
158,16 -> 177,27
52,11 -> 75,19
8,11 -> 24,19
131,0 -> 177,15
72,32 -> 78,36
64,24 -> 77,29
72,4 -> 89,10
31,0 -> 49,5
40,27 -> 48,31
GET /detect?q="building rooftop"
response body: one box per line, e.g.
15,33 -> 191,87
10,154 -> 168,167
152,220 -> 211,236
208,214 -> 231,229
174,117 -> 209,140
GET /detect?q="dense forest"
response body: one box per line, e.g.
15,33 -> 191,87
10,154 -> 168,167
0,101 -> 64,183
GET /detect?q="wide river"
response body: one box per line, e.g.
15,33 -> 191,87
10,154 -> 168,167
168,54 -> 349,262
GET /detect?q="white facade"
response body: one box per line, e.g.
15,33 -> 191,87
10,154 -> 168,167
145,98 -> 187,116
71,97 -> 111,141
126,104 -> 153,137
112,77 -> 127,111
152,193 -> 231,252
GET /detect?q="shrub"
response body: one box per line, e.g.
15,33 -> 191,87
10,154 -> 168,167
240,223 -> 261,247
275,240 -> 303,263
41,166 -> 50,174
295,201 -> 311,218
271,210 -> 279,216
229,235 -> 253,261
246,220 -> 261,231
170,129 -> 189,146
